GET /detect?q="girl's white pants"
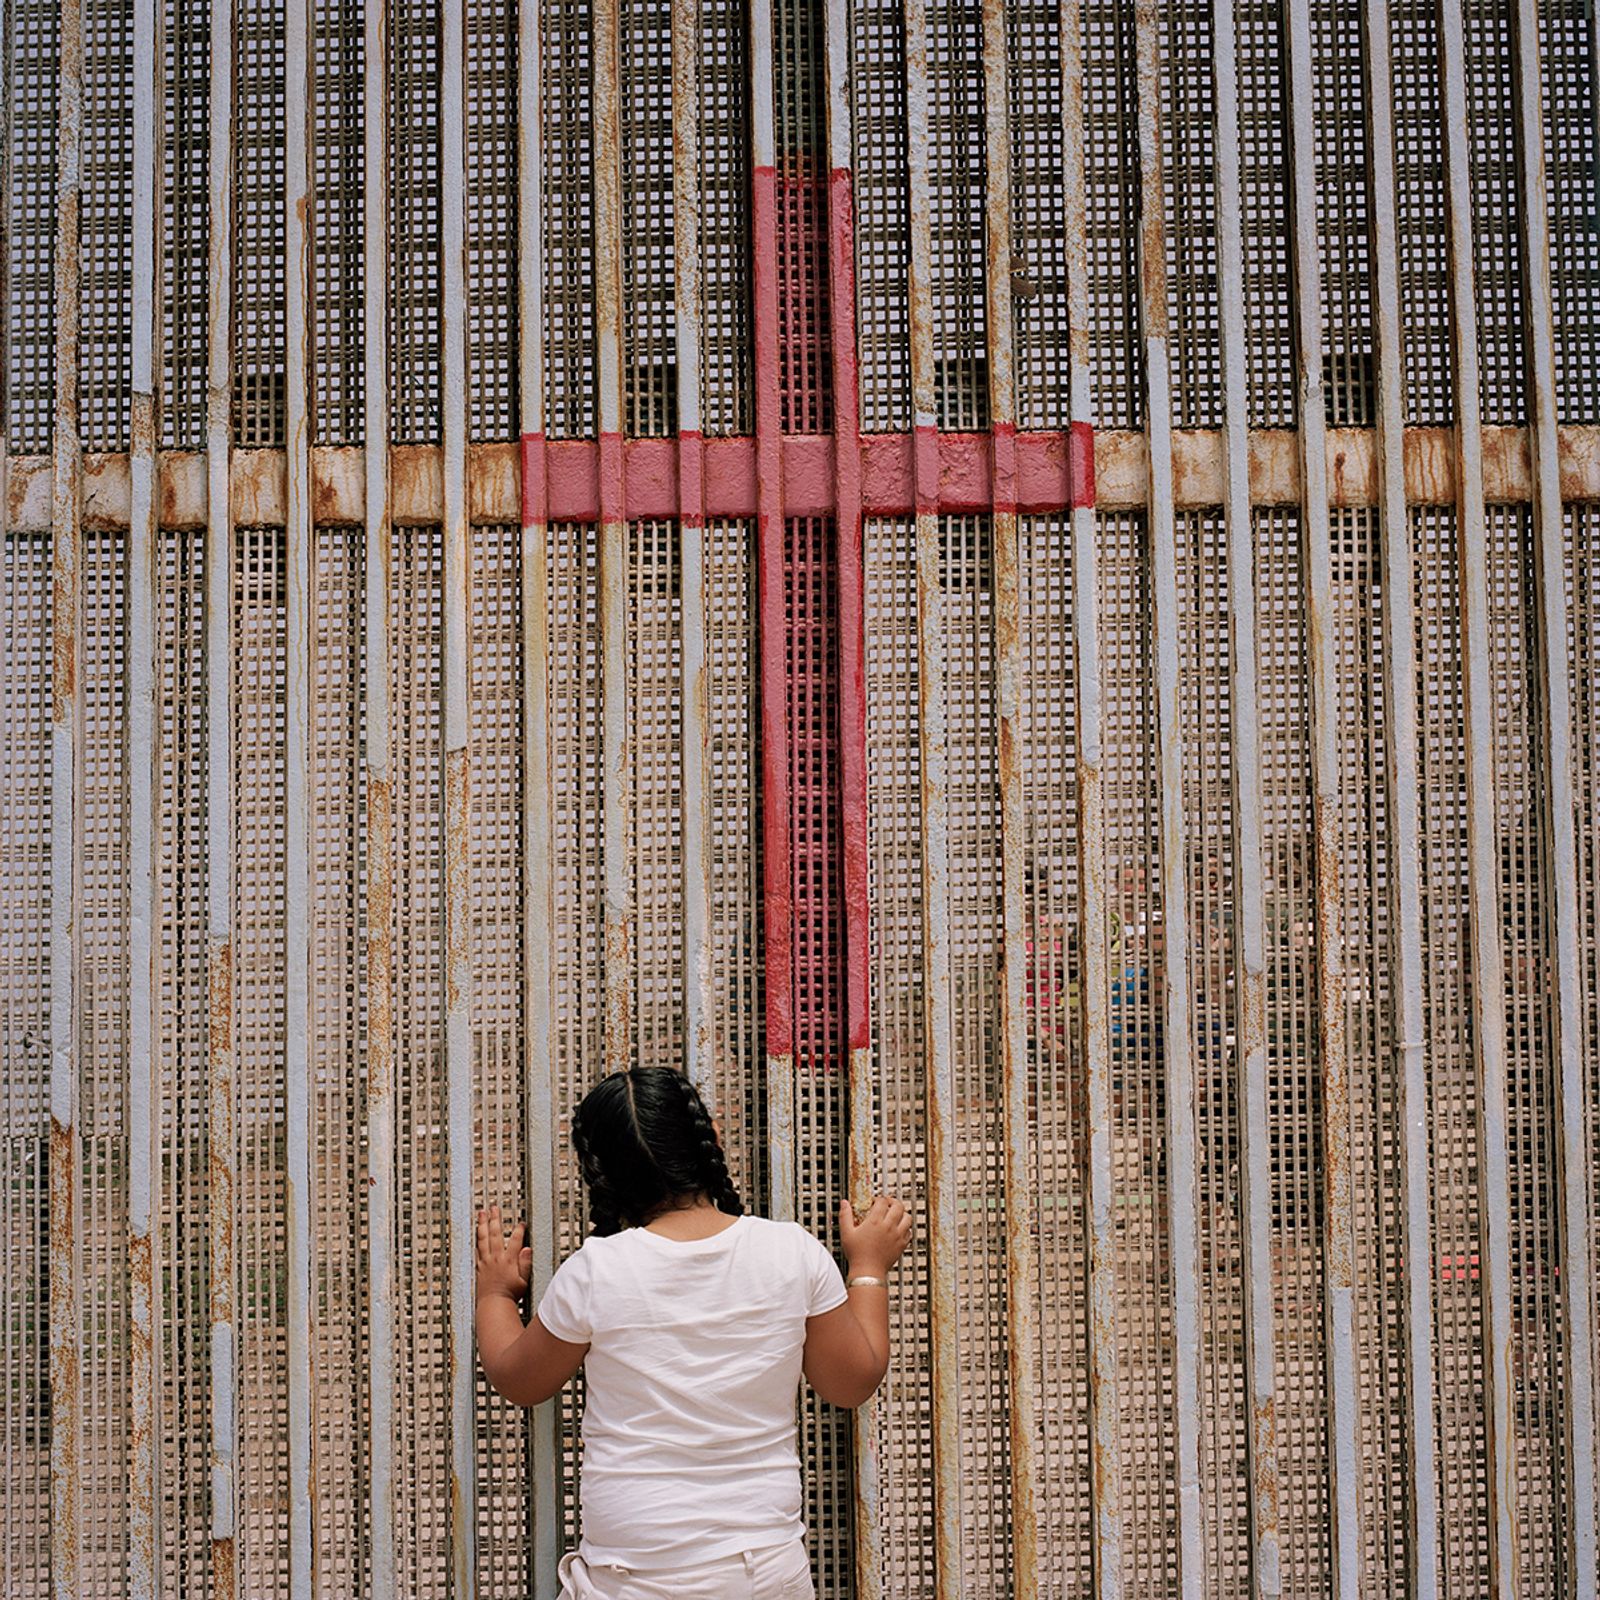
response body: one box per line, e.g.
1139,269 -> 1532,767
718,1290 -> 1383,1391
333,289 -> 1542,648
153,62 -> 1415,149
555,1537 -> 815,1600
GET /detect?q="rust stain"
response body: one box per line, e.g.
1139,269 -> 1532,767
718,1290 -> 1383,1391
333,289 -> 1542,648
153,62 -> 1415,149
469,441 -> 521,524
1481,423 -> 1532,502
1172,428 -> 1225,506
207,936 -> 233,1064
7,455 -> 50,530
391,444 -> 444,524
1558,423 -> 1600,499
1253,1394 -> 1279,1525
211,1537 -> 235,1600
1094,429 -> 1147,509
311,446 -> 364,524
231,449 -> 287,526
52,563 -> 77,717
1325,427 -> 1377,507
158,451 -> 209,529
83,450 -> 133,530
1403,428 -> 1455,504
1248,429 -> 1301,505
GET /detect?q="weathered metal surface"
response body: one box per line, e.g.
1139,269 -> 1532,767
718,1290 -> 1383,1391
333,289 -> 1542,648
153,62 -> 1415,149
1283,6 -> 1361,1597
1208,2 -> 1281,1590
1360,5 -> 1441,1595
1510,0 -> 1599,1583
1436,0 -> 1519,1591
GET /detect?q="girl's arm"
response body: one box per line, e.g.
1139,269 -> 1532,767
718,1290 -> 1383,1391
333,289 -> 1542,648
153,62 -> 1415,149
475,1207 -> 590,1408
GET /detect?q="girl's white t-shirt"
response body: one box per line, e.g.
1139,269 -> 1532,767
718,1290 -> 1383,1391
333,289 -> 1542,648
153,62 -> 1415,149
535,1212 -> 849,1570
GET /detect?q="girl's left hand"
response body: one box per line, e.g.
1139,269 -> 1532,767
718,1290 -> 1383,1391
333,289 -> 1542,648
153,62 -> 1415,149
476,1207 -> 533,1303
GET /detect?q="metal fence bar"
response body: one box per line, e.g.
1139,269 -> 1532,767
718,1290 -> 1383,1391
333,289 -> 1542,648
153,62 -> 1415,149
516,0 -> 560,1586
1283,6 -> 1362,1595
1435,1 -> 1519,1592
439,0 -> 478,1584
1207,5 -> 1280,1592
1360,5 -> 1441,1595
593,0 -> 631,1077
979,6 -> 1041,1593
126,0 -> 159,1589
673,0 -> 713,1100
901,1 -> 960,1593
1510,1 -> 1600,1582
820,0 -> 878,1587
282,0 -> 314,1589
1058,6 -> 1123,1597
1129,8 -> 1204,1594
362,0 -> 396,1587
48,1 -> 83,1594
751,0 -> 795,1221
205,0 -> 237,1586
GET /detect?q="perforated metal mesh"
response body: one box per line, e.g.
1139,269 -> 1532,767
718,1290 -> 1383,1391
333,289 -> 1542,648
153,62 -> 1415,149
621,4 -> 676,436
390,3 -> 443,444
0,533 -> 51,1600
1161,4 -> 1222,430
1080,0 -> 1139,428
466,2 -> 518,440
470,523 -> 531,1594
1539,0 -> 1600,423
699,6 -> 753,436
1174,509 -> 1250,1593
312,0 -> 365,445
311,528 -> 368,1596
1390,0 -> 1454,426
3,0 -> 57,451
1463,0 -> 1526,425
542,0 -> 597,438
629,519 -> 685,1063
1005,1 -> 1068,431
157,527 -> 212,1596
850,0 -> 911,432
1255,506 -> 1330,1597
161,0 -> 211,447
233,523 -> 291,1597
79,0 -> 133,450
1098,509 -> 1180,1595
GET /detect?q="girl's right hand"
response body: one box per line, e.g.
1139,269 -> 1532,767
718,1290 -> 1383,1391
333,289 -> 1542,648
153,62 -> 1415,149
840,1195 -> 912,1275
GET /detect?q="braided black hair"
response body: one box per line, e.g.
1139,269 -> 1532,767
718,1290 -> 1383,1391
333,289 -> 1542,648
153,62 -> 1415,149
570,1066 -> 746,1236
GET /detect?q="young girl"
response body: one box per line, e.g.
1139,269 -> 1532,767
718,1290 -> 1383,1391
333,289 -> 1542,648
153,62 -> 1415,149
475,1065 -> 913,1600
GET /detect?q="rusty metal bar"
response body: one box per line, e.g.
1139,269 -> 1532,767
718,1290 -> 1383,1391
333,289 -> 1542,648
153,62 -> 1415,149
439,0 -> 477,1584
673,0 -> 714,1099
751,0 -> 794,1222
126,0 -> 159,1591
1282,6 -> 1362,1594
901,0 -> 960,1593
1208,3 -> 1280,1591
362,0 -> 396,1587
516,0 -> 561,1585
1510,1 -> 1600,1582
205,0 -> 237,1586
1360,4 -> 1441,1594
48,1 -> 84,1595
1128,7 -> 1204,1594
593,0 -> 631,1077
1058,4 -> 1123,1597
1435,0 -> 1518,1592
282,0 -> 314,1589
820,1 -> 880,1591
981,0 -> 1042,1585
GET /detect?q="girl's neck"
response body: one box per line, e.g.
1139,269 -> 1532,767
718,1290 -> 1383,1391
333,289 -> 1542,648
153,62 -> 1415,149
639,1194 -> 733,1238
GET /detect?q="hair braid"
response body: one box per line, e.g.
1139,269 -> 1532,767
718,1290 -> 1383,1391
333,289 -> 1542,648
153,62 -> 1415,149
669,1071 -> 745,1219
570,1103 -> 625,1236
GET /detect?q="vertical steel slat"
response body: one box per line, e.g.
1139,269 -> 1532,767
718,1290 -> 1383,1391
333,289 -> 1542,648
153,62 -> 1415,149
1509,1 -> 1600,1581
820,0 -> 879,1590
1360,6 -> 1442,1595
1207,4 -> 1281,1591
593,0 -> 632,1077
673,0 -> 713,1099
1057,5 -> 1123,1596
900,0 -> 959,1591
978,4 -> 1042,1595
282,0 -> 314,1590
1128,8 -> 1204,1595
516,0 -> 560,1585
440,0 -> 477,1584
126,0 -> 159,1590
205,0 -> 237,1585
751,0 -> 795,1221
48,0 -> 83,1593
363,0 -> 396,1587
1434,1 -> 1519,1592
1282,7 -> 1362,1594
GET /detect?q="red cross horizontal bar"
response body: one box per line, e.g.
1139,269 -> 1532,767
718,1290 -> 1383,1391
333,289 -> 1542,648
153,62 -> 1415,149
519,423 -> 1095,525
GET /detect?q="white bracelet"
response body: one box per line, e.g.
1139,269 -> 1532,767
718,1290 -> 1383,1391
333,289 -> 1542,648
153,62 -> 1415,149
846,1275 -> 887,1288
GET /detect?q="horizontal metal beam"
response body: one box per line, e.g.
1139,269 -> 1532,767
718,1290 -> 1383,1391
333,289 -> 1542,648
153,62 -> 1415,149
18,423 -> 1600,531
